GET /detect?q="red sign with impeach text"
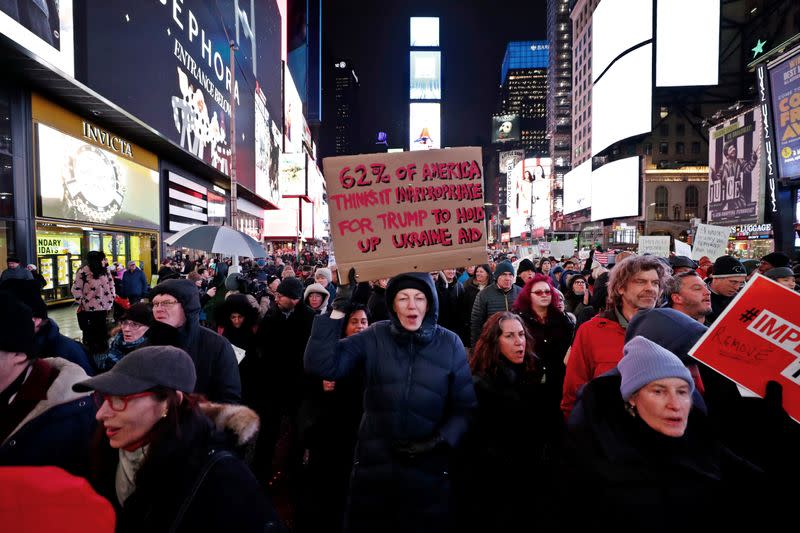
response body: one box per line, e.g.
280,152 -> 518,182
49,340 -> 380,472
689,274 -> 800,422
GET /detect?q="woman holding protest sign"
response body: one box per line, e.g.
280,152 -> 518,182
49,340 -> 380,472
304,272 -> 476,533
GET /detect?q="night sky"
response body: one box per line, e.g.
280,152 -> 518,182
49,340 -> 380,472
319,0 -> 547,159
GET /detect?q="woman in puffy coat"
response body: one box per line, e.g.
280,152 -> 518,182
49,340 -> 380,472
304,273 -> 476,533
72,251 -> 116,355
512,274 -> 574,422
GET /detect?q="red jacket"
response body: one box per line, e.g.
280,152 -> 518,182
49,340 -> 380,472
561,310 -> 626,419
0,466 -> 115,532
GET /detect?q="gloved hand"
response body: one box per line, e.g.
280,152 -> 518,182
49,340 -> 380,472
331,268 -> 357,312
764,380 -> 783,411
391,433 -> 446,460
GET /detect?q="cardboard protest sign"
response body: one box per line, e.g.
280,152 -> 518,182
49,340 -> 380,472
689,274 -> 800,422
674,239 -> 692,258
323,147 -> 486,283
638,236 -> 670,257
691,223 -> 730,260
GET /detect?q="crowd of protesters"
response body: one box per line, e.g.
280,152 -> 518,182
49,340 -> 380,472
1,244 -> 799,532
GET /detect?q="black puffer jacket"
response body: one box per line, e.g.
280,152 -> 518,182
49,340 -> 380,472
304,273 -> 476,533
560,373 -> 766,531
148,280 -> 241,404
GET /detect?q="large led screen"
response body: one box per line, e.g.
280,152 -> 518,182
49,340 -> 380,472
592,44 -> 652,156
409,103 -> 440,151
492,114 -> 521,144
592,0 -> 652,82
590,156 -> 640,222
0,0 -> 74,75
508,158 -> 553,237
410,17 -> 439,47
255,83 -> 281,206
563,158 -> 593,214
284,69 -> 305,153
279,152 -> 307,197
410,51 -> 441,100
769,50 -> 800,180
264,197 -> 299,237
656,0 -> 719,87
78,1 -> 283,198
36,123 -> 160,229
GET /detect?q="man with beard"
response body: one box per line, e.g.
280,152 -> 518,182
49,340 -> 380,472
664,271 -> 713,324
561,255 -> 670,418
469,261 -> 521,346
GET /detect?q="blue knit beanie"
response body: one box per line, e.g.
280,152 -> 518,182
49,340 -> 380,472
618,336 -> 694,401
494,260 -> 515,278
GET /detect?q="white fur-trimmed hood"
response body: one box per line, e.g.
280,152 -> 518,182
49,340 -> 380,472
199,401 -> 260,446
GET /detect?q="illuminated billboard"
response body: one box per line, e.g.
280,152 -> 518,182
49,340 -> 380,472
284,69 -> 305,153
255,82 -> 281,206
410,17 -> 439,47
707,107 -> 763,224
563,158 -> 592,214
769,49 -> 800,180
279,152 -> 307,197
409,103 -> 440,151
0,0 -> 74,75
492,114 -> 521,144
410,51 -> 441,100
656,0 -> 719,87
592,44 -> 652,156
590,156 -> 640,222
36,123 -> 160,229
592,0 -> 652,82
508,158 -> 553,236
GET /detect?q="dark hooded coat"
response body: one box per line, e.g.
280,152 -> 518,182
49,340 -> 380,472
148,280 -> 241,404
304,273 -> 476,533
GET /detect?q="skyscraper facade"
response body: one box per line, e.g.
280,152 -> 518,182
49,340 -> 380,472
547,0 -> 573,230
498,41 -> 549,155
570,0 -> 600,167
334,60 -> 359,155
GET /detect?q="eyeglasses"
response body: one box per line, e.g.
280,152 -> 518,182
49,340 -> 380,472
531,289 -> 552,296
92,391 -> 156,412
572,280 -> 587,285
120,320 -> 146,328
152,300 -> 179,309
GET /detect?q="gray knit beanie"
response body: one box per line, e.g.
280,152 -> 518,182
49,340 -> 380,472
618,336 -> 694,401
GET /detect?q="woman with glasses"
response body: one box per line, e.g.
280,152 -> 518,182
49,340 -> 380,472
512,274 -> 575,423
74,345 -> 284,533
94,303 -> 152,373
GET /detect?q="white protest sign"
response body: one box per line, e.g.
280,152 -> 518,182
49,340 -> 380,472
549,240 -> 576,260
578,249 -> 590,260
691,224 -> 730,261
674,239 -> 692,258
637,236 -> 671,257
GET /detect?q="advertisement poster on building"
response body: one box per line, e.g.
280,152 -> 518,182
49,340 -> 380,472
508,157 -> 552,237
36,122 -> 160,230
0,0 -> 74,75
769,49 -> 800,180
322,147 -> 486,282
707,107 -> 763,224
255,82 -> 280,206
491,114 -> 521,144
498,149 -> 525,175
688,275 -> 800,422
79,1 -> 283,193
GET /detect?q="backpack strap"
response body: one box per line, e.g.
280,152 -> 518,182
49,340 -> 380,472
167,449 -> 234,533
